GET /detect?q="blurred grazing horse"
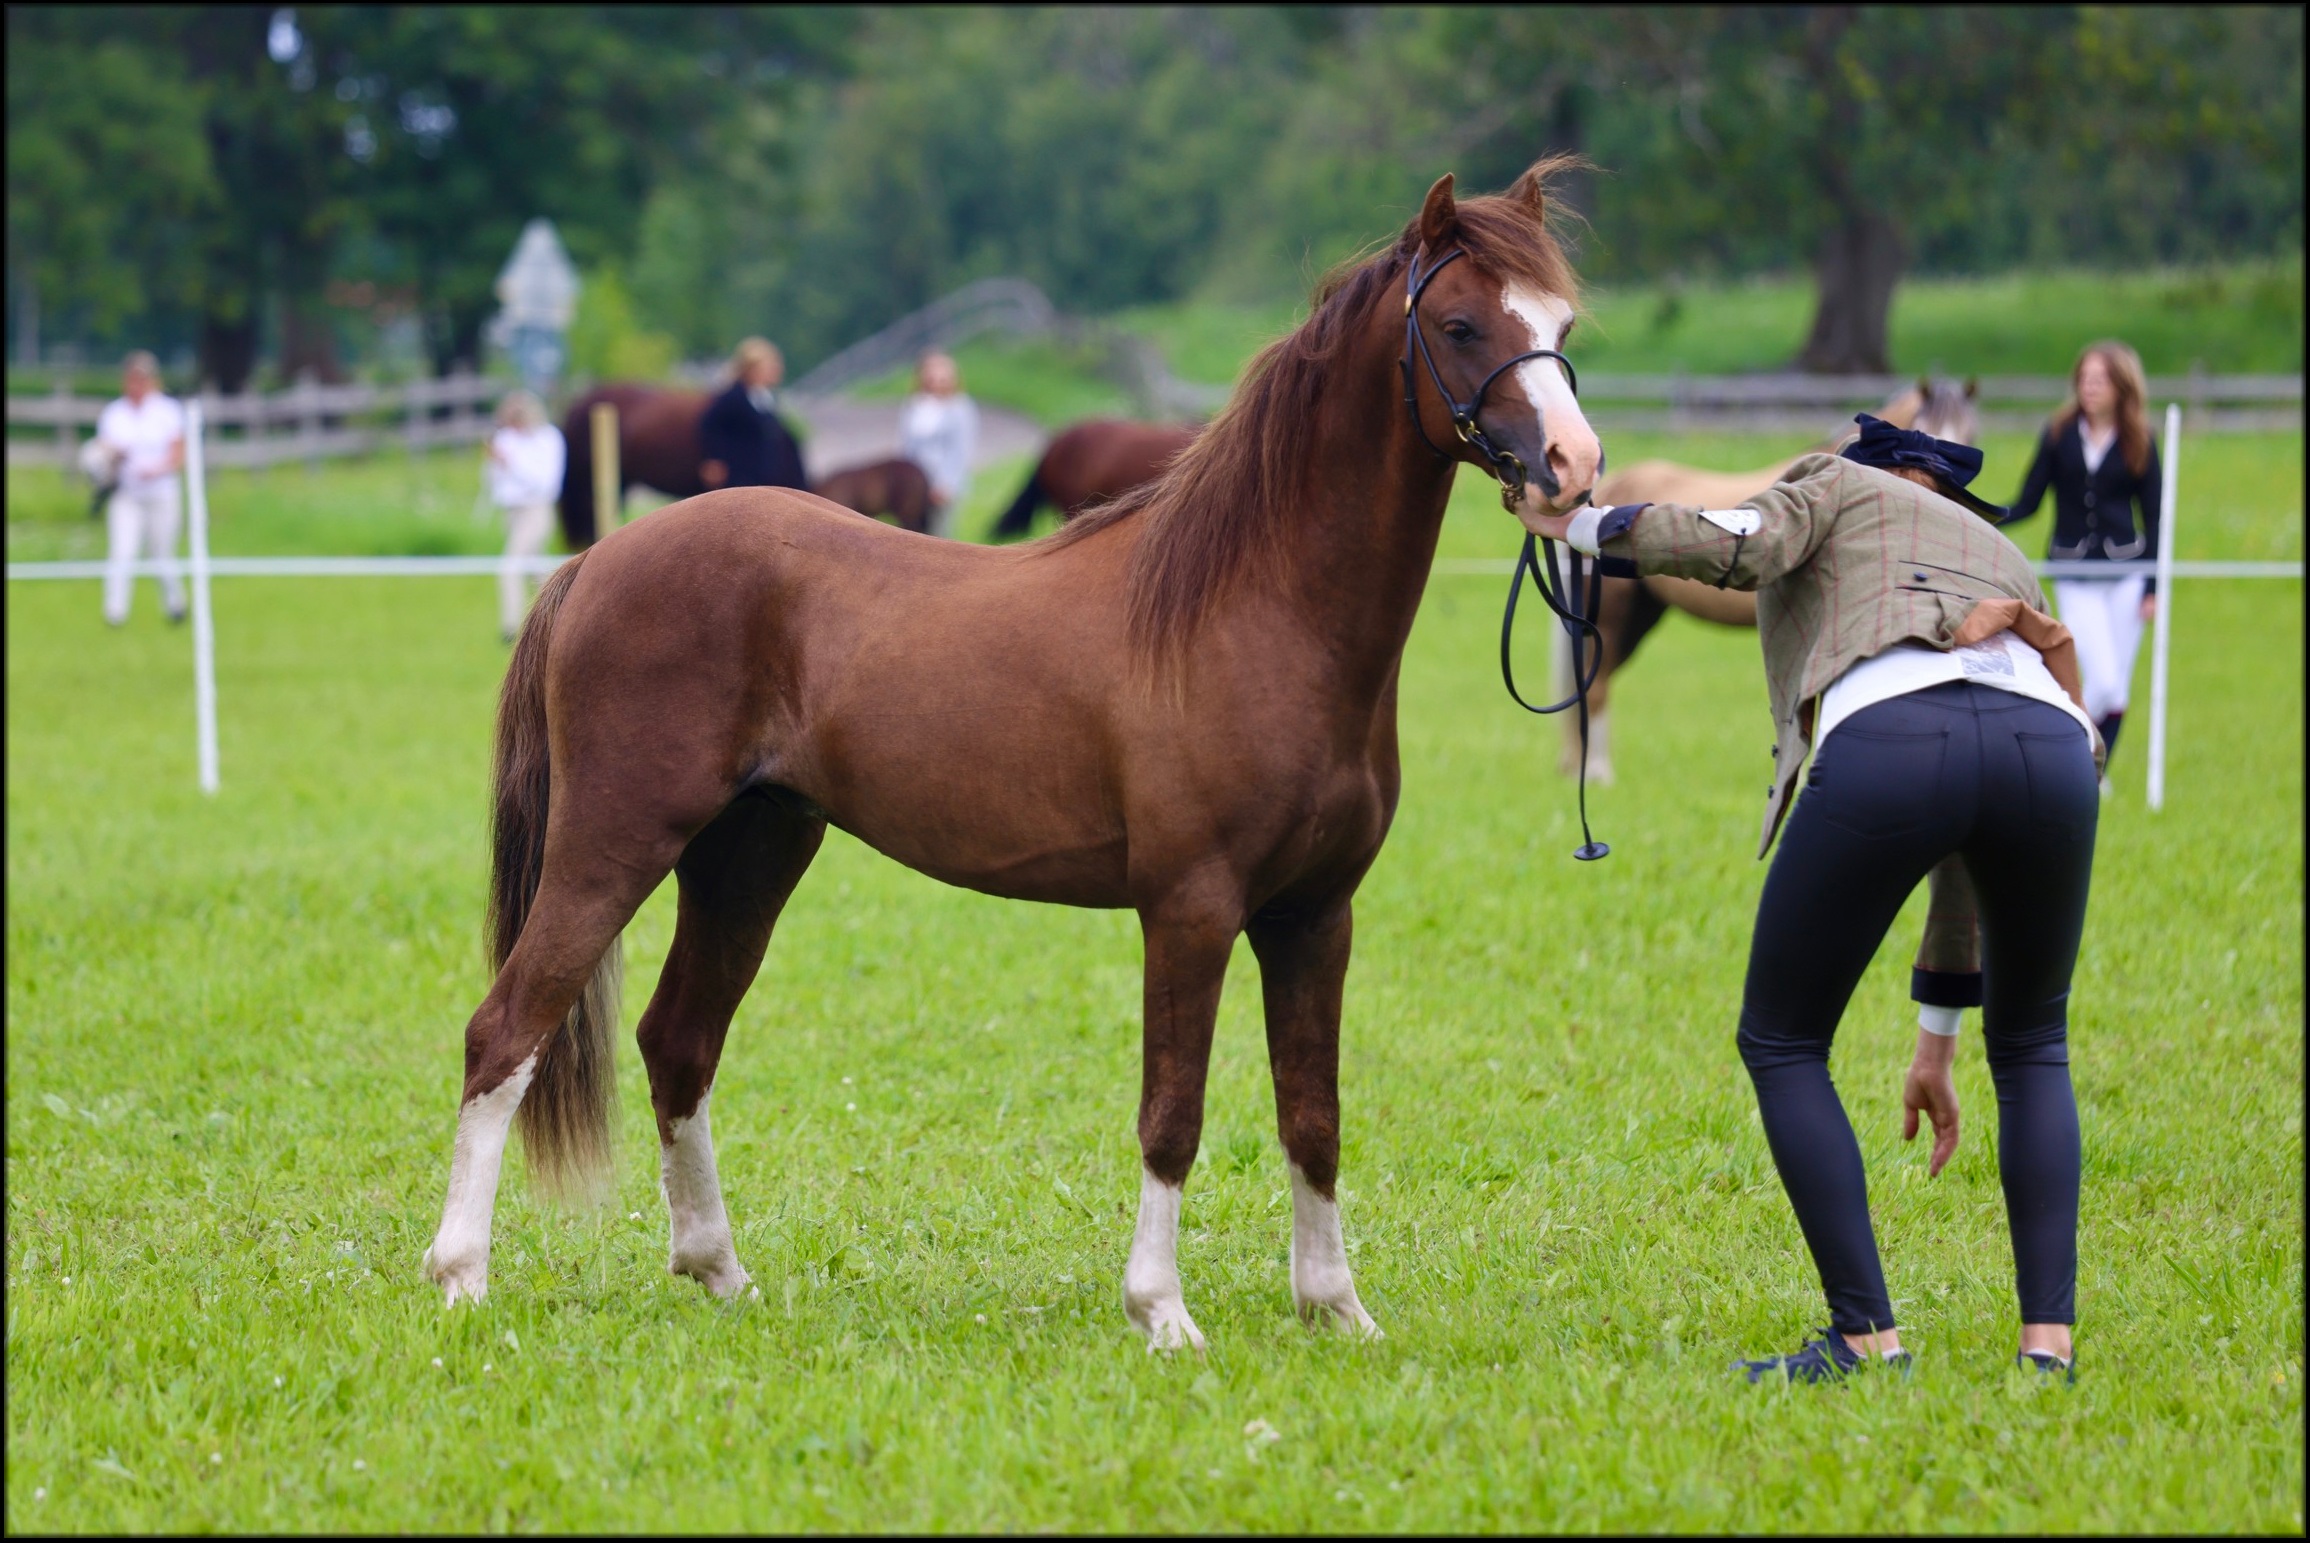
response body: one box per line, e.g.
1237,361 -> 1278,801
422,162 -> 1603,1351
990,419 -> 1199,539
556,384 -> 940,542
812,458 -> 935,534
1555,376 -> 1981,781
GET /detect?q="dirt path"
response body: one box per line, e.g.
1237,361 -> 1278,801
786,393 -> 1046,481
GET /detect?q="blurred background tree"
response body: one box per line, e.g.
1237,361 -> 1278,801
7,4 -> 2300,383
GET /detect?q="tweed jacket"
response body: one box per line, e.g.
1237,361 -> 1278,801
1601,452 -> 2101,860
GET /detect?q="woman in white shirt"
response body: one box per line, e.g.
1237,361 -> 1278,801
898,352 -> 978,538
95,351 -> 187,627
485,392 -> 567,641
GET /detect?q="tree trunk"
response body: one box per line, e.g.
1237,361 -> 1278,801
277,294 -> 346,385
199,311 -> 260,394
1796,212 -> 1903,374
13,270 -> 38,367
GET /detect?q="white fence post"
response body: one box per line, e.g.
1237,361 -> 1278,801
2145,402 -> 2179,812
187,402 -> 220,795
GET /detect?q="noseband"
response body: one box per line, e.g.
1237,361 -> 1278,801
1401,244 -> 1609,861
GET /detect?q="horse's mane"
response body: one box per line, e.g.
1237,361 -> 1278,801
1040,159 -> 1584,659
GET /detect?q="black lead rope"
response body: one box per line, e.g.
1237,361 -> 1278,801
1398,242 -> 1610,861
1500,532 -> 1610,861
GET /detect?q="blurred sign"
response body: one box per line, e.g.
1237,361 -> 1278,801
489,219 -> 579,396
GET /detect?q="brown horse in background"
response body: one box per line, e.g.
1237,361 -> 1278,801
813,457 -> 935,534
422,163 -> 1601,1351
559,386 -> 938,540
1555,377 -> 1980,781
989,418 -> 1198,539
556,384 -> 712,548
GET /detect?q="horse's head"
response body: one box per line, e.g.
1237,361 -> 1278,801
1399,166 -> 1602,514
1909,374 -> 1981,446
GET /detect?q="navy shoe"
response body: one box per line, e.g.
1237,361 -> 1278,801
1737,1328 -> 1910,1385
2016,1349 -> 2075,1384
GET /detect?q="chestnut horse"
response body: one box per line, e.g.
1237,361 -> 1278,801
1554,377 -> 1980,781
989,419 -> 1198,539
422,162 -> 1602,1350
813,457 -> 935,534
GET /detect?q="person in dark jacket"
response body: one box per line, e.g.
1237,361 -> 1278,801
699,336 -> 808,493
2004,340 -> 2161,781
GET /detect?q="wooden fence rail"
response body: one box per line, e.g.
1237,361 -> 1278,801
5,369 -> 503,469
1571,372 -> 2302,434
8,368 -> 2300,468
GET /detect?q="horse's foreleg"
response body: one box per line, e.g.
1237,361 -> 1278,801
638,791 -> 825,1299
1125,900 -> 1239,1353
1248,900 -> 1379,1338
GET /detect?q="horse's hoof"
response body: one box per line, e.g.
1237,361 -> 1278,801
1585,760 -> 1616,787
1297,1294 -> 1383,1340
1127,1293 -> 1208,1355
671,1253 -> 752,1300
424,1244 -> 489,1307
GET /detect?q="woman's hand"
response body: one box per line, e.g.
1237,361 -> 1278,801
700,459 -> 728,489
2141,592 -> 2158,622
1902,1030 -> 1961,1177
1513,492 -> 1584,542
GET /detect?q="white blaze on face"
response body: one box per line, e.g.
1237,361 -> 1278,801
1502,285 -> 1600,499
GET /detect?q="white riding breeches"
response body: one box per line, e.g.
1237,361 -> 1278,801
500,502 -> 554,636
2052,573 -> 2148,721
104,482 -> 184,624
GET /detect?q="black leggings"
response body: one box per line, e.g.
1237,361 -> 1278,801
1740,681 -> 2098,1334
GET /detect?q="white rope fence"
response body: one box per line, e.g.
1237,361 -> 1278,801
7,402 -> 2298,804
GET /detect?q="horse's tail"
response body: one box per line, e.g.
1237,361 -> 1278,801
555,397 -> 599,550
990,463 -> 1047,541
489,552 -> 621,1203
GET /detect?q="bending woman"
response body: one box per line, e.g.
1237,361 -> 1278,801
2004,340 -> 2162,783
1527,416 -> 2103,1383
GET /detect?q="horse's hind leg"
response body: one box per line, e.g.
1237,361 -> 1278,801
427,830 -> 685,1304
637,788 -> 825,1298
1248,900 -> 1379,1338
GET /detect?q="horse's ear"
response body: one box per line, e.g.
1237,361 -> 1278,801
1417,174 -> 1458,250
1964,375 -> 1979,399
1505,164 -> 1550,220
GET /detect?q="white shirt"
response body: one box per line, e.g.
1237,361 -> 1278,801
899,392 -> 979,504
487,424 -> 566,509
95,393 -> 186,491
1817,630 -> 2095,745
2080,422 -> 2116,474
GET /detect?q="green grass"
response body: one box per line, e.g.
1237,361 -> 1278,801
844,259 -> 2306,421
1571,259 -> 2306,377
6,450 -> 540,564
6,434 -> 2301,1529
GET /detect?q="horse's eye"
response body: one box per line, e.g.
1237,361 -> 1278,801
1443,320 -> 1476,343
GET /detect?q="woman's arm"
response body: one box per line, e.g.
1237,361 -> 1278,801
2137,437 -> 2163,601
1527,455 -> 1845,590
2004,428 -> 2057,526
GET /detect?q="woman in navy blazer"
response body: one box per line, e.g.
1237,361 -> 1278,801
699,337 -> 809,494
2004,340 -> 2161,778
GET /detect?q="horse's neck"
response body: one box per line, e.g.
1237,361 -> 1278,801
1264,323 -> 1460,695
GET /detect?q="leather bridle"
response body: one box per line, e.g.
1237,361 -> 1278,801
1401,244 -> 1610,861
